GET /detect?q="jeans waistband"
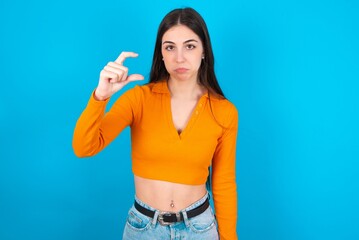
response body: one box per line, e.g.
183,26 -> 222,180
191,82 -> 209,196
134,191 -> 209,213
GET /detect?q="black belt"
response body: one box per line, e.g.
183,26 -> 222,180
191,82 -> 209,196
134,197 -> 210,226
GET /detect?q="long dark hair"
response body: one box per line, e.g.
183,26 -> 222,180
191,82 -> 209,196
149,7 -> 225,98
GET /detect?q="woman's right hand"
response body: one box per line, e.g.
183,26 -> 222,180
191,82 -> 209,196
94,52 -> 145,100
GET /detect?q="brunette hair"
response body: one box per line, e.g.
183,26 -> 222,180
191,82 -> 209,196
149,7 -> 225,98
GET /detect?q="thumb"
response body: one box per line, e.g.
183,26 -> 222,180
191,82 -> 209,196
127,74 -> 145,82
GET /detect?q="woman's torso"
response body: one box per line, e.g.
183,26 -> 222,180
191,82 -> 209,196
129,82 -> 224,185
134,175 -> 207,212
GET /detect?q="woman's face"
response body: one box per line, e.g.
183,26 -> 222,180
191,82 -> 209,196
161,25 -> 204,82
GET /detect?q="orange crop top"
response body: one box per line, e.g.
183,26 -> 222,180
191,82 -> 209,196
73,80 -> 238,239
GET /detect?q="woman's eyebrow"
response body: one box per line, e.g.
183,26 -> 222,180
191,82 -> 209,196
162,39 -> 199,45
162,41 -> 175,45
184,39 -> 198,44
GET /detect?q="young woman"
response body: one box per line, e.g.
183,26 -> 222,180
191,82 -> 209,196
73,7 -> 238,240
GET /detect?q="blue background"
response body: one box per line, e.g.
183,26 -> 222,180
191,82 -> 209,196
1,0 -> 358,239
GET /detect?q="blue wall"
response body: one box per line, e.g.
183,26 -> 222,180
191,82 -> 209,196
1,0 -> 358,239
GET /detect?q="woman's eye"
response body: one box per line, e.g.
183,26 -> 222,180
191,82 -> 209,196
186,44 -> 196,50
165,45 -> 175,51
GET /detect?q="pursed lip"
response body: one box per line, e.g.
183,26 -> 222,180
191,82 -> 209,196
174,67 -> 189,73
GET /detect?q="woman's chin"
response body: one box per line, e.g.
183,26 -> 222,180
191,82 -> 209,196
170,72 -> 197,82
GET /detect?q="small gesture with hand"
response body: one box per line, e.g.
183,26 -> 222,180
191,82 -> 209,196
94,52 -> 144,100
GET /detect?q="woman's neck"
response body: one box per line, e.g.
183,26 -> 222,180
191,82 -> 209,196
167,77 -> 205,100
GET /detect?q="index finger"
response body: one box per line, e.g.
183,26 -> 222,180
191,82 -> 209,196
115,52 -> 139,65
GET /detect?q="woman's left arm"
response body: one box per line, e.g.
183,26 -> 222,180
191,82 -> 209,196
212,102 -> 239,240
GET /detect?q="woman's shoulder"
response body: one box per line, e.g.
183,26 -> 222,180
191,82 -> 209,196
209,96 -> 238,127
210,95 -> 237,113
117,81 -> 166,105
129,80 -> 167,95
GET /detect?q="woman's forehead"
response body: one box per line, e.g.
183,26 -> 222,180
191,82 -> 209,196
162,25 -> 201,43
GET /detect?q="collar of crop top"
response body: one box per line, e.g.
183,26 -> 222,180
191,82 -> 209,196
149,80 -> 223,101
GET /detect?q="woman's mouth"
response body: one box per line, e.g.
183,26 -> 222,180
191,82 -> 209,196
174,68 -> 189,73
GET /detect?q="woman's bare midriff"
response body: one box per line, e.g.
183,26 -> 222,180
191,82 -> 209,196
134,175 -> 207,212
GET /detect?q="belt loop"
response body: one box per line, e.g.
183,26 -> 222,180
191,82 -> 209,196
181,210 -> 190,227
151,210 -> 159,227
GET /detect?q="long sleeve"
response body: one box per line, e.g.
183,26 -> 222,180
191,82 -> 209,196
72,87 -> 141,157
212,104 -> 238,240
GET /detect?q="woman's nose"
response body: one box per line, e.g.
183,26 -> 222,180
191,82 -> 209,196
175,49 -> 185,63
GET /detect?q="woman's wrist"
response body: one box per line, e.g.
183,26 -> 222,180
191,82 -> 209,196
94,89 -> 109,101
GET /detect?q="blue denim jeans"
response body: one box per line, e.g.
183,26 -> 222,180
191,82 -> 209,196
122,192 -> 219,240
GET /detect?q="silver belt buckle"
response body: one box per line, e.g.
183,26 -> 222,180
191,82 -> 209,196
158,212 -> 172,226
158,212 -> 181,226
